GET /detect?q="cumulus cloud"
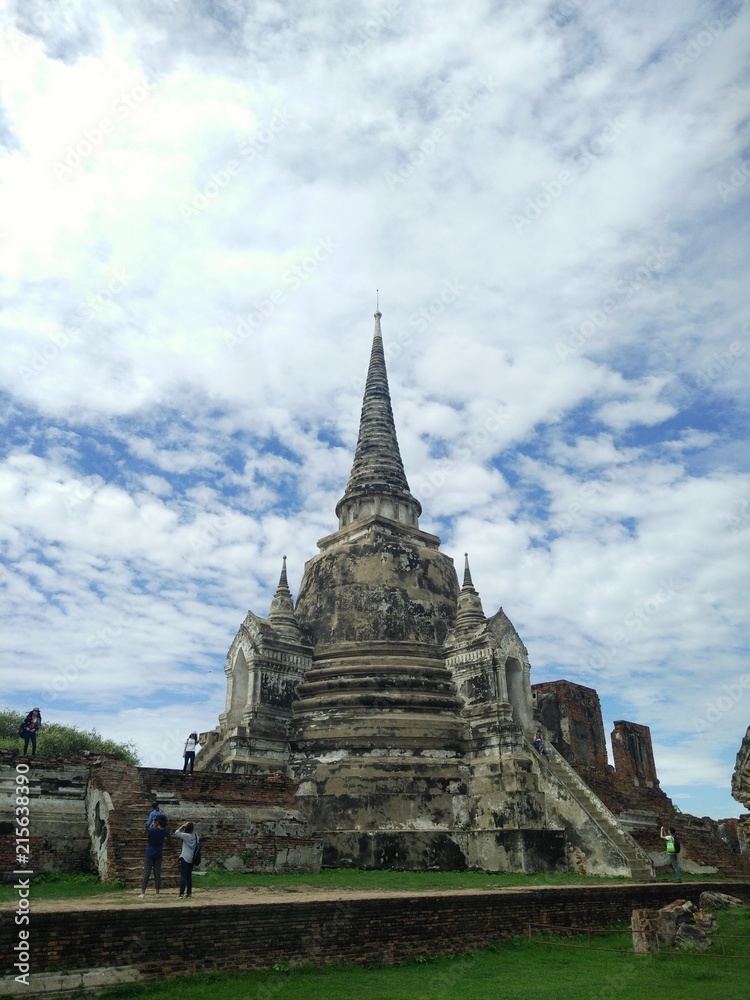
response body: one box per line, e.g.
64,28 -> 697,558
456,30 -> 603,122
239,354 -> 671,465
0,0 -> 748,818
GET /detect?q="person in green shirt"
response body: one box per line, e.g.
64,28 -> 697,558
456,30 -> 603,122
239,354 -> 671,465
660,825 -> 681,882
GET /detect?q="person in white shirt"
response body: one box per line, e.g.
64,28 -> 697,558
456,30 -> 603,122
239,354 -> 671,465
182,732 -> 199,774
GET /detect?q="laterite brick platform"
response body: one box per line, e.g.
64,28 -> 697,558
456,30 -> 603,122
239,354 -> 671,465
1,880 -> 748,996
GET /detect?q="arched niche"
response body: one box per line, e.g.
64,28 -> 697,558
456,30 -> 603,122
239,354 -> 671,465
227,646 -> 250,726
505,656 -> 532,732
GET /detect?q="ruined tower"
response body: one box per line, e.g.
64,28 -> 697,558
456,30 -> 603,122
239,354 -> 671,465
199,311 -> 653,877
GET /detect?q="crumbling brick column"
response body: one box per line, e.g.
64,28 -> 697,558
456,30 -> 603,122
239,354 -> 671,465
611,721 -> 658,788
531,681 -> 608,770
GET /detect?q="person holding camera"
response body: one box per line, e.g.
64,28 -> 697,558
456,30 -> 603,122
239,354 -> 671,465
660,824 -> 682,882
139,814 -> 168,899
174,821 -> 199,899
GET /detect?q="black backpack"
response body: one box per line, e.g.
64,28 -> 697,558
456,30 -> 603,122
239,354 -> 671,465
192,835 -> 201,867
673,836 -> 681,854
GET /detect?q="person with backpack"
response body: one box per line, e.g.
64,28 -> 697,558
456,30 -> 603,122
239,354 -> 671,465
19,708 -> 42,757
174,821 -> 199,899
660,824 -> 682,882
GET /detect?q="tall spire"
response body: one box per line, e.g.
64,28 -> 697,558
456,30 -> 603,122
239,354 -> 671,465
335,311 -> 422,528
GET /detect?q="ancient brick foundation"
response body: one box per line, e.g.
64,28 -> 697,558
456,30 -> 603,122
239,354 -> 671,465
531,681 -> 750,879
0,751 -> 321,887
2,882 -> 748,996
0,754 -> 95,881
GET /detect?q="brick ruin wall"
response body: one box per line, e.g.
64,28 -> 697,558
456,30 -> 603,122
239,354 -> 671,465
533,682 -> 671,815
611,720 -> 659,788
533,680 -> 609,771
0,750 -> 321,886
0,754 -> 95,880
532,680 -> 750,877
2,881 -> 749,994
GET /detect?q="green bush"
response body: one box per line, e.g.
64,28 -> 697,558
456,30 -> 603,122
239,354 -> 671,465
0,709 -> 140,764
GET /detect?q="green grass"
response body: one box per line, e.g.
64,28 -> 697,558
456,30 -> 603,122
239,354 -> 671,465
0,873 -> 125,901
0,866 -> 733,902
3,872 -> 746,998
0,708 -> 140,763
92,907 -> 750,1000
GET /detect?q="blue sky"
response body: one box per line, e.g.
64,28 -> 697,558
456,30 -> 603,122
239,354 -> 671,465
1,0 -> 749,820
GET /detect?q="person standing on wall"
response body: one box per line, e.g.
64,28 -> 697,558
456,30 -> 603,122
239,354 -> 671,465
174,821 -> 199,900
139,815 -> 169,899
19,708 -> 42,757
182,732 -> 199,774
660,824 -> 682,883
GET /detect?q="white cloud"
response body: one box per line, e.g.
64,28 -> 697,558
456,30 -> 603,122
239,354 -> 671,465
0,0 -> 748,817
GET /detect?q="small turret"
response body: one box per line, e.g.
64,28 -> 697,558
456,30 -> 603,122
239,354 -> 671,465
268,556 -> 302,639
452,554 -> 487,635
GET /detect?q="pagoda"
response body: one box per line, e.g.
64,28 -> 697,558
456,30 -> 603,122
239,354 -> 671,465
199,311 -> 653,877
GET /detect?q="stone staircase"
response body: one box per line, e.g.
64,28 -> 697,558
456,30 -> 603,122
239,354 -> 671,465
92,760 -> 181,888
89,760 -> 321,886
532,740 -> 655,880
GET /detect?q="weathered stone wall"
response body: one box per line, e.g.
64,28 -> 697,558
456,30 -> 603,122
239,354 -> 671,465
136,766 -> 321,876
0,753 -> 95,882
732,724 -> 750,808
0,753 -> 322,885
3,882 -> 748,996
294,519 -> 460,648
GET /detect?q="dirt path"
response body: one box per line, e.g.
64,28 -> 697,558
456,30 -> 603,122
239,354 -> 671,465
0,881 -> 588,912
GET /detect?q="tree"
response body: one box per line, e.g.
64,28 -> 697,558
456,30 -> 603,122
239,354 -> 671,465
0,709 -> 140,765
